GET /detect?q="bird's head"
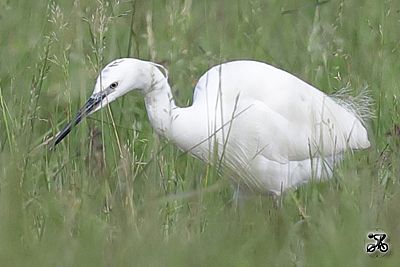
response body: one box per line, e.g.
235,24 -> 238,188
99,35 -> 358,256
51,58 -> 167,148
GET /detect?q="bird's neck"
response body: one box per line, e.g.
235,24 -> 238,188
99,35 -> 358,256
143,73 -> 177,139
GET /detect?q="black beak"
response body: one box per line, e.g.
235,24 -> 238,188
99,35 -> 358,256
51,92 -> 107,148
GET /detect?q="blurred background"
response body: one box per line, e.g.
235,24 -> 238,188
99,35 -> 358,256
0,0 -> 399,265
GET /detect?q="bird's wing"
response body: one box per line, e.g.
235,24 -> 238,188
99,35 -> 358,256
237,98 -> 367,163
193,60 -> 370,163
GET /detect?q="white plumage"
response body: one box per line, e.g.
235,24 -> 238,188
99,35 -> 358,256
52,58 -> 370,195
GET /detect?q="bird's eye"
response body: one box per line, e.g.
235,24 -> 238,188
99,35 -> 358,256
110,82 -> 118,89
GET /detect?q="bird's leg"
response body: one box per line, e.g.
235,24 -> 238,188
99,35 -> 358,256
270,193 -> 282,209
232,183 -> 250,211
232,182 -> 284,210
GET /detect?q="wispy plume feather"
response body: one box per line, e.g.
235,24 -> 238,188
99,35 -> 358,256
331,83 -> 375,124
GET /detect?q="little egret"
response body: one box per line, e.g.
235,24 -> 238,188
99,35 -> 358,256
52,58 -> 370,195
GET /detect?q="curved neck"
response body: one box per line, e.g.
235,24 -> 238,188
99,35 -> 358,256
143,65 -> 177,138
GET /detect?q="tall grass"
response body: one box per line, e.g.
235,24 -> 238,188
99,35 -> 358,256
0,0 -> 399,265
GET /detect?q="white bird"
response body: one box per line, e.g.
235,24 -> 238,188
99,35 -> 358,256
52,58 -> 370,196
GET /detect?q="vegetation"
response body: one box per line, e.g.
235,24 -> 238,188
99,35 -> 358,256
0,0 -> 399,265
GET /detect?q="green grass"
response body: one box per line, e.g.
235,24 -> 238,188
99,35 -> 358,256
1,0 -> 399,266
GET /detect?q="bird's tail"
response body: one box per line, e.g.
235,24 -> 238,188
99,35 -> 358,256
331,83 -> 374,125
